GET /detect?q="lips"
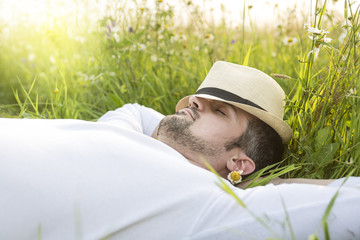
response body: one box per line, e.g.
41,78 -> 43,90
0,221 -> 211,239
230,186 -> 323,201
182,108 -> 195,121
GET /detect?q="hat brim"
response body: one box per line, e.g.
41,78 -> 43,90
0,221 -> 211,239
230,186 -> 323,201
176,94 -> 293,143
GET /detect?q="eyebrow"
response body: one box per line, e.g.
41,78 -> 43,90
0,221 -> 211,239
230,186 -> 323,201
223,102 -> 238,119
225,102 -> 237,113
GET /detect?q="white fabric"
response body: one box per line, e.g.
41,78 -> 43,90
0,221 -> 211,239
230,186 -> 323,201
0,103 -> 359,240
97,103 -> 164,136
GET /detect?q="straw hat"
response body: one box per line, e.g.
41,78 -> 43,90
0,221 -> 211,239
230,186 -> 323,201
175,61 -> 293,143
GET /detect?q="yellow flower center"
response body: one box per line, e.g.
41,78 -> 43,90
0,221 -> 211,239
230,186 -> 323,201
288,38 -> 293,43
230,172 -> 241,181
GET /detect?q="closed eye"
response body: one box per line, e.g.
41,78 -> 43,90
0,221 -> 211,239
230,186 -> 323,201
216,109 -> 226,115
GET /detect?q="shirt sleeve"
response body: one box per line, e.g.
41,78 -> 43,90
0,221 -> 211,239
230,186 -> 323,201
327,176 -> 360,188
97,103 -> 165,136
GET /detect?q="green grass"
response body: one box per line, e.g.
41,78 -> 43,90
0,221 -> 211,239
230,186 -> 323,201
0,0 -> 359,180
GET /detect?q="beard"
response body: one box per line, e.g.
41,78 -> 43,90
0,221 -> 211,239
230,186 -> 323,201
156,110 -> 219,156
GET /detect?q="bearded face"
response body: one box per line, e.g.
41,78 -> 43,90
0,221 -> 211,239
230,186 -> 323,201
156,108 -> 221,157
155,98 -> 251,178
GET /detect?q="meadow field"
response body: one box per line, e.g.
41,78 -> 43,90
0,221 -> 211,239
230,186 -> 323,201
0,0 -> 359,181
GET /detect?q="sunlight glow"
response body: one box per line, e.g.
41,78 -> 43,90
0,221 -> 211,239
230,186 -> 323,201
0,0 -> 110,28
0,0 -> 75,25
0,0 -> 347,29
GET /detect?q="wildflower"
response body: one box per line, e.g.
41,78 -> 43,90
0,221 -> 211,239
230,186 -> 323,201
304,24 -> 329,35
227,170 -> 243,185
157,0 -> 163,2
204,33 -> 214,42
308,47 -> 320,58
132,43 -> 147,51
248,5 -> 253,10
170,33 -> 186,43
309,36 -> 332,47
306,25 -> 332,58
282,37 -> 298,46
321,37 -> 332,44
138,44 -> 146,50
349,88 -> 357,95
54,88 -> 59,94
231,39 -> 236,44
129,26 -> 134,33
106,19 -> 120,41
346,157 -> 354,165
139,7 -> 144,11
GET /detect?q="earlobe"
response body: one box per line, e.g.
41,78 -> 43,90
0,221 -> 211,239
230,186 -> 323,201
227,150 -> 255,175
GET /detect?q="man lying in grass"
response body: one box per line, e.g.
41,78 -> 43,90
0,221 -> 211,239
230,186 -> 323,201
1,61 -> 359,239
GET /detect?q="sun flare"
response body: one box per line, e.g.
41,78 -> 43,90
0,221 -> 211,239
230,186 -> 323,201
0,0 -> 109,28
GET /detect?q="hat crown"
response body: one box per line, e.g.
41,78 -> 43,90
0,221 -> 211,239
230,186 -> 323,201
197,61 -> 285,119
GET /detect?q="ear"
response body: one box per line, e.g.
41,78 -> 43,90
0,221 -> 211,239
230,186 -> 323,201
226,150 -> 255,175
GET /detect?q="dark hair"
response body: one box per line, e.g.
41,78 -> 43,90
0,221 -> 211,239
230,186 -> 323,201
225,119 -> 284,173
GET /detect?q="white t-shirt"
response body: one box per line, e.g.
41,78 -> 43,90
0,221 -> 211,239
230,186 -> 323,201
0,104 -> 359,240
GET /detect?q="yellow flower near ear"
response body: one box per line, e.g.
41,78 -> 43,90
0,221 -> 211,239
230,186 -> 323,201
227,170 -> 243,185
54,88 -> 59,94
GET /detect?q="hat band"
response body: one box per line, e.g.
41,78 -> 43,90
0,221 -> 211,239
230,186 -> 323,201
196,87 -> 266,111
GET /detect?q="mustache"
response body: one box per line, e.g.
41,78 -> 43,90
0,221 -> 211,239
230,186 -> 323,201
176,107 -> 200,120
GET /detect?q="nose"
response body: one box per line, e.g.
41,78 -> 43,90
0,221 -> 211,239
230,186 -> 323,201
188,96 -> 206,111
